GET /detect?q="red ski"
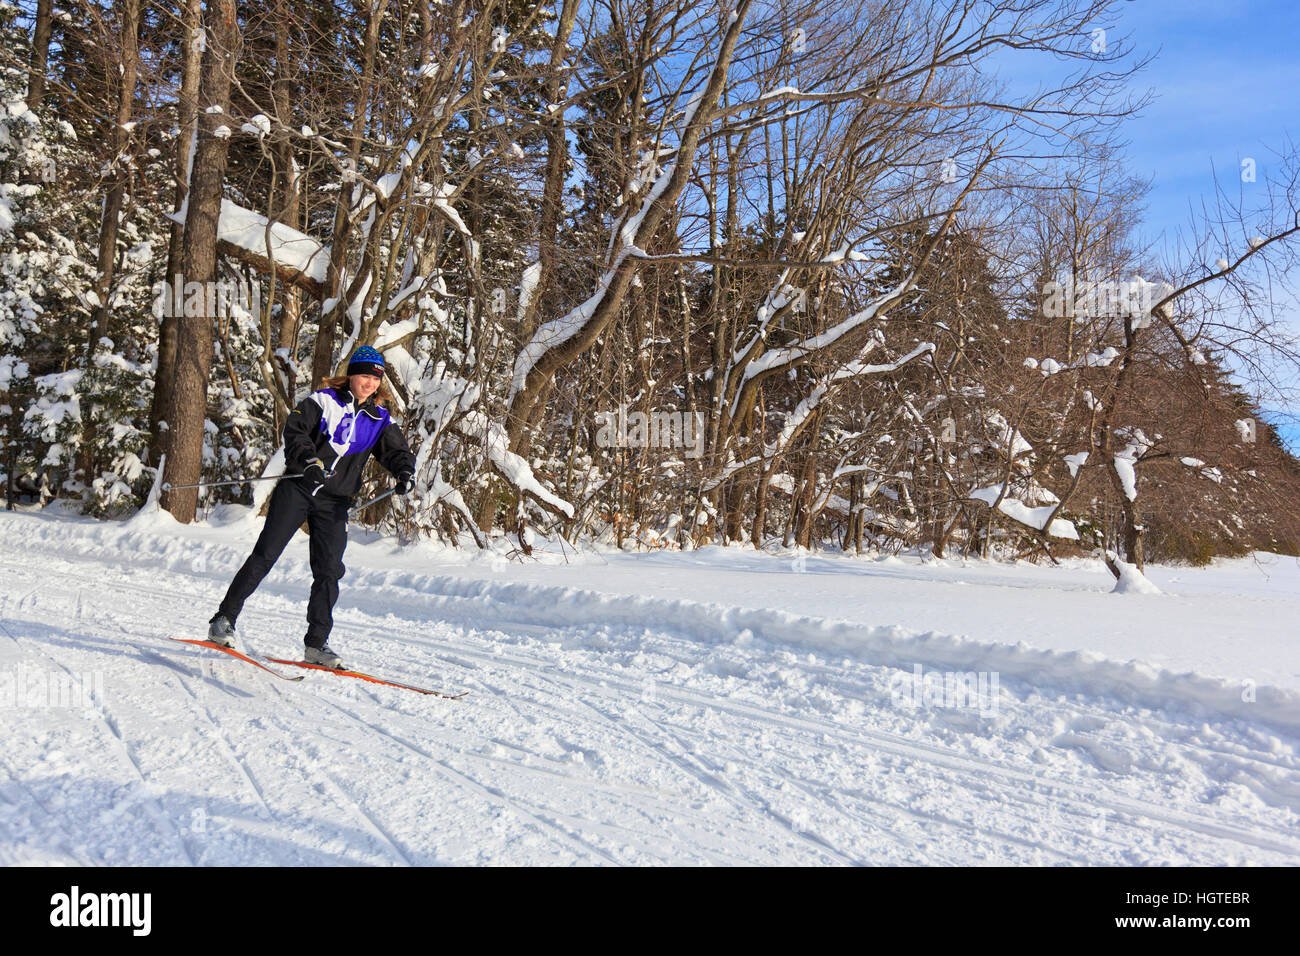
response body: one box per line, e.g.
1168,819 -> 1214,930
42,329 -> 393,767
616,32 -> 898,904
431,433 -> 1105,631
170,638 -> 305,681
266,658 -> 467,699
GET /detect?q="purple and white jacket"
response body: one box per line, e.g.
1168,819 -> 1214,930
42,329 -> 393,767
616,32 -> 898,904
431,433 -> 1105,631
284,386 -> 416,498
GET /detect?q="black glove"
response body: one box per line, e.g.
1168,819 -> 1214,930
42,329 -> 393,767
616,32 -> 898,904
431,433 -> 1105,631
303,458 -> 328,496
394,471 -> 415,495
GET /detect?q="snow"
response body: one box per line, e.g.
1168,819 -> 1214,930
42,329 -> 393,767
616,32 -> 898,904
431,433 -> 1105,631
4,510 -> 1300,865
984,411 -> 1033,462
372,316 -> 418,351
374,171 -> 402,201
410,364 -> 572,518
510,250 -> 634,401
1108,554 -> 1162,596
214,199 -> 329,285
1113,454 -> 1137,501
1113,431 -> 1154,502
517,261 -> 542,324
383,273 -> 432,314
736,277 -> 914,397
1082,347 -> 1120,367
819,244 -> 869,265
0,354 -> 28,389
741,270 -> 797,358
969,484 -> 1079,540
240,114 -> 272,139
768,472 -> 852,516
0,176 -> 38,233
617,163 -> 676,250
432,182 -> 470,236
473,413 -> 574,518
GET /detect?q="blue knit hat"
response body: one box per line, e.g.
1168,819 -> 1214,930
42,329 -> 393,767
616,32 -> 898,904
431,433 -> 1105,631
346,345 -> 385,378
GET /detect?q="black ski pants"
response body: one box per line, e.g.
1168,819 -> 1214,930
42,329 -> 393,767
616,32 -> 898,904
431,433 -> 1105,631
218,479 -> 349,647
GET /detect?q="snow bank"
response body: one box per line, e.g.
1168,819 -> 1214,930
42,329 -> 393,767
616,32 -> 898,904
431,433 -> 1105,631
1109,555 -> 1162,595
338,571 -> 1295,732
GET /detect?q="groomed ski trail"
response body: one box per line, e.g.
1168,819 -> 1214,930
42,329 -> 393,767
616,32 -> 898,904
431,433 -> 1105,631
3,517 -> 1299,865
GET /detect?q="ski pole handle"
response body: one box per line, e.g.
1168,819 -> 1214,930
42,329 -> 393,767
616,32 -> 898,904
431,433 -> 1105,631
162,473 -> 303,492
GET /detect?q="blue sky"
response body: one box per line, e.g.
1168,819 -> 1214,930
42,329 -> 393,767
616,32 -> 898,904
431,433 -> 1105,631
1104,0 -> 1300,450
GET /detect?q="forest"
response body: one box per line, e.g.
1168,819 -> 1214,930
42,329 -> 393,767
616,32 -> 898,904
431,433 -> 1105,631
2,0 -> 1299,578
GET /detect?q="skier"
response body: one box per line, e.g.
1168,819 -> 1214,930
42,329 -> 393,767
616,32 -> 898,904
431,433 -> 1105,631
205,346 -> 417,668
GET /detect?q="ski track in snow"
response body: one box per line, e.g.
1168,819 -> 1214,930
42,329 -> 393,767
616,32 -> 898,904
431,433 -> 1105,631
2,518 -> 1299,865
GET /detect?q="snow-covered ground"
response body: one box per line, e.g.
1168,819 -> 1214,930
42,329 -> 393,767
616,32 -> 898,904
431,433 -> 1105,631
2,506 -> 1299,865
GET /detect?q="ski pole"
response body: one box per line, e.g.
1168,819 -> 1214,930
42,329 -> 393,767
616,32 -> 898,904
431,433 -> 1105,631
161,473 -> 303,492
351,488 -> 395,514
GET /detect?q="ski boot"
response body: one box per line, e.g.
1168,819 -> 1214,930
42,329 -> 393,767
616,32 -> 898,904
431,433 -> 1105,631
207,614 -> 237,648
304,641 -> 344,669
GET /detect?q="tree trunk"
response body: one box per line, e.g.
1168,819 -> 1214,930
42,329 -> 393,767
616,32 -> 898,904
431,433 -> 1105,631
27,0 -> 54,109
794,452 -> 818,549
78,0 -> 141,488
148,0 -> 203,467
89,0 -> 141,342
1111,471 -> 1146,571
160,0 -> 240,523
270,0 -> 302,430
518,0 -> 579,344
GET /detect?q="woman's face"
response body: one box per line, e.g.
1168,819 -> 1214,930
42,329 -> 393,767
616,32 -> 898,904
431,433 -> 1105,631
349,373 -> 381,402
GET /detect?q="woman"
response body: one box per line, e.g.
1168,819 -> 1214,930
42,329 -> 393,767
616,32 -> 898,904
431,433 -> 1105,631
206,346 -> 416,668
